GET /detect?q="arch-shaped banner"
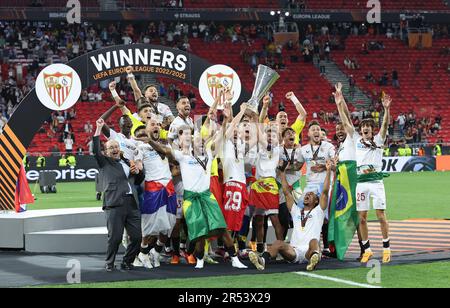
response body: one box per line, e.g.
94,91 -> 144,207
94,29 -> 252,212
0,44 -> 250,210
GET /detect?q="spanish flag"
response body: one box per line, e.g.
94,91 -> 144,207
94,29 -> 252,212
328,160 -> 359,261
210,158 -> 223,209
249,178 -> 279,210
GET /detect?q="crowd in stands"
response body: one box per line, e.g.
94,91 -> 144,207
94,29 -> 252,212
0,19 -> 448,155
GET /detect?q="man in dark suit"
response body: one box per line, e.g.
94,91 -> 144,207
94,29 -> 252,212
94,119 -> 144,272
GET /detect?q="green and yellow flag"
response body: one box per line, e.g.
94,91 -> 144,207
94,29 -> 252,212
328,160 -> 359,261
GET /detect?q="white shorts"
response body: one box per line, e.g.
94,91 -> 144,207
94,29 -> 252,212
174,181 -> 184,219
291,245 -> 308,264
356,181 -> 387,212
176,196 -> 184,219
254,207 -> 279,216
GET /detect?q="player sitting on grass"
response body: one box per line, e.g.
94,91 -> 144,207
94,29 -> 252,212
249,159 -> 334,272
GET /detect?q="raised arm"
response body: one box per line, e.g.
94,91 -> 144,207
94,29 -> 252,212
279,168 -> 295,211
380,94 -> 391,140
93,119 -> 108,168
149,138 -> 175,161
320,160 -> 333,211
99,105 -> 116,138
109,81 -> 131,116
257,121 -> 268,149
333,82 -> 354,135
286,92 -> 307,122
259,95 -> 270,123
126,66 -> 143,102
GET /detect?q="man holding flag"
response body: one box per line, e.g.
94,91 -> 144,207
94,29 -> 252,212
328,82 -> 359,261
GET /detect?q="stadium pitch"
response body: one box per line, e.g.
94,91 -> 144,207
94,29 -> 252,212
0,171 -> 445,288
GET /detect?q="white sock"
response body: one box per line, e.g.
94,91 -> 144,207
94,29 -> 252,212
383,238 -> 391,251
195,258 -> 204,269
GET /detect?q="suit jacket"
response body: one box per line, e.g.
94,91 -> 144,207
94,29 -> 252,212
93,136 -> 144,209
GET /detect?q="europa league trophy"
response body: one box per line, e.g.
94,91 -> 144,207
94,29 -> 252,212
246,65 -> 280,115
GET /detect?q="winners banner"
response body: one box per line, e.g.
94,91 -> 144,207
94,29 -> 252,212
382,156 -> 436,173
0,44 -> 250,210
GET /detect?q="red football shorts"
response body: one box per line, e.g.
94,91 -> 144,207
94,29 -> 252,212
221,181 -> 249,231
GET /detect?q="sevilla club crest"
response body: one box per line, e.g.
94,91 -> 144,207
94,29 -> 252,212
44,72 -> 73,108
199,65 -> 241,110
207,72 -> 234,109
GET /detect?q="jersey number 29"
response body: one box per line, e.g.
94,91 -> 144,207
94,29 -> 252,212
224,191 -> 242,212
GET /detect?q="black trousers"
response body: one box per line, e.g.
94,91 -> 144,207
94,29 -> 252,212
105,196 -> 142,266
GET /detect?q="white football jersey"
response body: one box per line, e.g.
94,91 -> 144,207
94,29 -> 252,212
256,145 -> 281,179
132,102 -> 173,120
300,141 -> 336,185
354,132 -> 385,173
338,132 -> 356,162
290,205 -> 325,248
109,129 -> 143,162
222,139 -> 246,185
138,143 -> 172,184
278,147 -> 303,185
173,149 -> 213,193
168,115 -> 195,142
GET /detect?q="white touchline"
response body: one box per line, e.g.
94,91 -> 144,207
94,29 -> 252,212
294,272 -> 382,289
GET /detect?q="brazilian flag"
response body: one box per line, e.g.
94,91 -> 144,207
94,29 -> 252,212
328,160 -> 359,261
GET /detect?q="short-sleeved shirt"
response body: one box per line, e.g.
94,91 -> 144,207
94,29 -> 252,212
278,147 -> 303,185
138,143 -> 172,184
126,111 -> 168,140
222,139 -> 246,185
256,145 -> 281,179
173,149 -> 213,193
299,141 -> 336,185
291,118 -> 306,145
354,132 -> 385,173
109,129 -> 143,162
338,132 -> 356,162
290,205 -> 325,248
168,115 -> 195,142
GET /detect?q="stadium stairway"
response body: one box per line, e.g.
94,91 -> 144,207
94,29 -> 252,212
314,59 -> 372,110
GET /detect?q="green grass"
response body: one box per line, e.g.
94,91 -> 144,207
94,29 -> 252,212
38,261 -> 450,288
27,181 -> 101,210
25,172 -> 450,288
27,172 -> 450,221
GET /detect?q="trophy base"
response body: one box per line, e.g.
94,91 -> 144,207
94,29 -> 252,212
244,106 -> 259,118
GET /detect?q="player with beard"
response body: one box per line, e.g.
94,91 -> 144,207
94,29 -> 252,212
340,93 -> 392,264
108,81 -> 161,138
134,116 -> 178,269
249,160 -> 334,271
125,66 -> 173,120
260,91 -> 307,145
171,126 -> 247,269
277,127 -> 303,239
299,121 -> 336,256
168,96 -> 195,147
